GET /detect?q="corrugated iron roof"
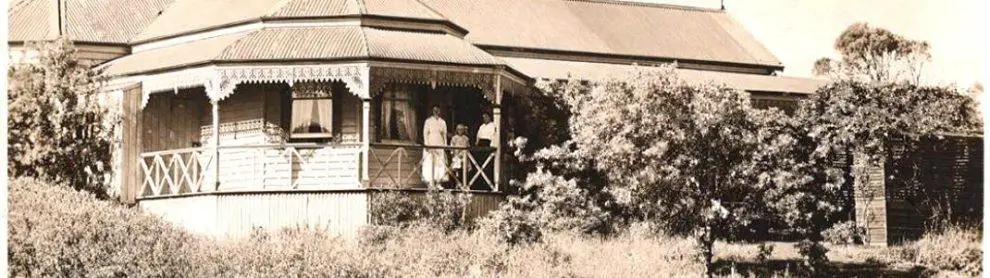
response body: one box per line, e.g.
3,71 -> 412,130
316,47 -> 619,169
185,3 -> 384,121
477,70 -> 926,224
132,0 -> 446,42
103,26 -> 506,76
420,0 -> 783,69
7,0 -> 173,43
502,57 -> 825,94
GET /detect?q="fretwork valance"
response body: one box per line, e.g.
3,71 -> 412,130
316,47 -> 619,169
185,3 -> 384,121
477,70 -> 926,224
369,67 -> 498,102
138,64 -> 371,108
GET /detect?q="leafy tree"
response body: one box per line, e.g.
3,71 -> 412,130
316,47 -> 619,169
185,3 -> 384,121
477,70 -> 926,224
7,39 -> 117,199
556,65 -> 828,276
796,80 -> 982,234
813,22 -> 931,84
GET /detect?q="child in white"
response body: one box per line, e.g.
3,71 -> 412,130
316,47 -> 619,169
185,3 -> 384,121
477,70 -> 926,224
450,124 -> 471,179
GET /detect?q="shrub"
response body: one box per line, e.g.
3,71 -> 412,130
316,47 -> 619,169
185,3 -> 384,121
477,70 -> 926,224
7,178 -> 198,277
478,167 -> 615,244
822,221 -> 866,245
368,186 -> 472,231
8,39 -> 117,198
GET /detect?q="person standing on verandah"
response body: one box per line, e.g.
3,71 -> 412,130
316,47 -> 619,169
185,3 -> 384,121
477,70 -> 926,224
449,124 -> 471,188
422,106 -> 449,185
472,113 -> 496,190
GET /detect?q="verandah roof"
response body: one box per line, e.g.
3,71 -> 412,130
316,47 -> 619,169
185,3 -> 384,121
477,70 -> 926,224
502,57 -> 827,95
102,26 -> 507,76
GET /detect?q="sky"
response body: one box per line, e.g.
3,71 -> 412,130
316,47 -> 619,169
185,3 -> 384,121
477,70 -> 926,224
638,0 -> 988,89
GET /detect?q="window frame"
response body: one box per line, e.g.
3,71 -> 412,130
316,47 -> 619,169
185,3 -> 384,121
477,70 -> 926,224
376,87 -> 419,144
288,82 -> 335,140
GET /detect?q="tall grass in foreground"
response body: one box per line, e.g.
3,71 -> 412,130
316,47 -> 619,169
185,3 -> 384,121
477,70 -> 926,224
7,178 -> 704,277
8,177 -> 980,277
193,223 -> 705,277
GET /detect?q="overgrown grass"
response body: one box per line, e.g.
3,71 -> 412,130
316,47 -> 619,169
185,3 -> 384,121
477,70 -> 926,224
7,178 -> 981,277
715,227 -> 982,277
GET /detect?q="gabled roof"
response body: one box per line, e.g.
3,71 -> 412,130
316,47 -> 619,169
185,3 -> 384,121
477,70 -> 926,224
9,0 -> 784,71
132,0 -> 449,43
7,0 -> 173,44
421,0 -> 783,69
102,26 -> 506,76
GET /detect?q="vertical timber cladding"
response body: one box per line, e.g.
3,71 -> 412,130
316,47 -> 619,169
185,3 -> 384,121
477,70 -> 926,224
142,88 -> 209,152
855,136 -> 985,246
120,85 -> 143,204
853,152 -> 888,246
884,136 -> 985,244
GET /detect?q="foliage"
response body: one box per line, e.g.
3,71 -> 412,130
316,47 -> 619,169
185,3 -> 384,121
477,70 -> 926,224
812,22 -> 931,83
756,243 -> 774,264
545,64 -> 839,276
478,164 -> 618,244
797,81 -> 981,233
7,38 -> 117,199
799,81 -> 980,164
8,176 -> 977,277
822,221 -> 866,245
504,79 -> 577,154
903,226 -> 982,276
796,240 -> 831,273
196,222 -> 703,277
7,178 -> 199,277
368,185 -> 472,231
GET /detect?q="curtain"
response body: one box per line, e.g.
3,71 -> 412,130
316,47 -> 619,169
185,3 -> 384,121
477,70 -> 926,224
291,98 -> 332,135
381,89 -> 417,142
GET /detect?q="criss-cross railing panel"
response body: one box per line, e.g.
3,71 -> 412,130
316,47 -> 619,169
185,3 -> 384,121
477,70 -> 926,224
369,144 -> 498,191
140,147 -> 214,197
138,144 -> 362,198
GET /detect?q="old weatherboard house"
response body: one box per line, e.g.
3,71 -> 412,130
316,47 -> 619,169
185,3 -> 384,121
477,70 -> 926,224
14,0 -> 965,244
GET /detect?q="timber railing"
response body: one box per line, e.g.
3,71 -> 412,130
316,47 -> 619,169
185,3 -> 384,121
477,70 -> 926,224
139,143 -> 362,198
368,143 -> 498,192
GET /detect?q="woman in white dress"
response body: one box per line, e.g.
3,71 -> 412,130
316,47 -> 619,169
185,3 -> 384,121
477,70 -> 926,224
422,106 -> 449,184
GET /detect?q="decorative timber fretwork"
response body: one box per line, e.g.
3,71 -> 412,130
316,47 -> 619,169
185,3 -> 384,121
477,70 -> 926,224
369,67 -> 498,102
138,64 -> 371,108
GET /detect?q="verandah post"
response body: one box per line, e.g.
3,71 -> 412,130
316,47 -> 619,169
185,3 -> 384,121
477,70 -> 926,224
211,99 -> 220,190
493,73 -> 502,191
362,99 -> 371,184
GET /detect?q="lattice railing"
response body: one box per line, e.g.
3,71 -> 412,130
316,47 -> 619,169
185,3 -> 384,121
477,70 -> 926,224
369,144 -> 498,191
140,147 -> 214,197
139,144 -> 362,198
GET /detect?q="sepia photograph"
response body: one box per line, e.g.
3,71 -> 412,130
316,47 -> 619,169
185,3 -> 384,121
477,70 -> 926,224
2,0 -> 987,277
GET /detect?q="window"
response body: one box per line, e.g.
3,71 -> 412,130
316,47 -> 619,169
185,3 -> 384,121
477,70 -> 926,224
379,88 -> 418,142
290,82 -> 334,139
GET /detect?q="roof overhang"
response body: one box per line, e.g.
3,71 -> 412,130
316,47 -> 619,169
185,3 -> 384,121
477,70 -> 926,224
502,57 -> 825,95
108,60 -> 530,109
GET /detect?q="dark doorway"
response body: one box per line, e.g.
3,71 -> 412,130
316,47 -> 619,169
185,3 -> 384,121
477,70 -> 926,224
445,86 -> 490,143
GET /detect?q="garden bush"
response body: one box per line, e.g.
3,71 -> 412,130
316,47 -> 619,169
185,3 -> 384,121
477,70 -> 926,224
7,178 -> 199,277
368,186 -> 472,231
822,220 -> 866,245
478,166 -> 616,244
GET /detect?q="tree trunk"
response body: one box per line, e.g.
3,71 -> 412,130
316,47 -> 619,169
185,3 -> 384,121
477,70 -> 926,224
697,224 -> 715,278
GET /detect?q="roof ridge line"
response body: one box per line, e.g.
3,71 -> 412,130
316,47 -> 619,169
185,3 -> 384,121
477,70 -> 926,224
8,0 -> 33,13
357,21 -> 372,58
560,0 -> 724,13
412,0 -> 450,20
355,0 -> 367,14
265,0 -> 293,17
215,29 -> 262,60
